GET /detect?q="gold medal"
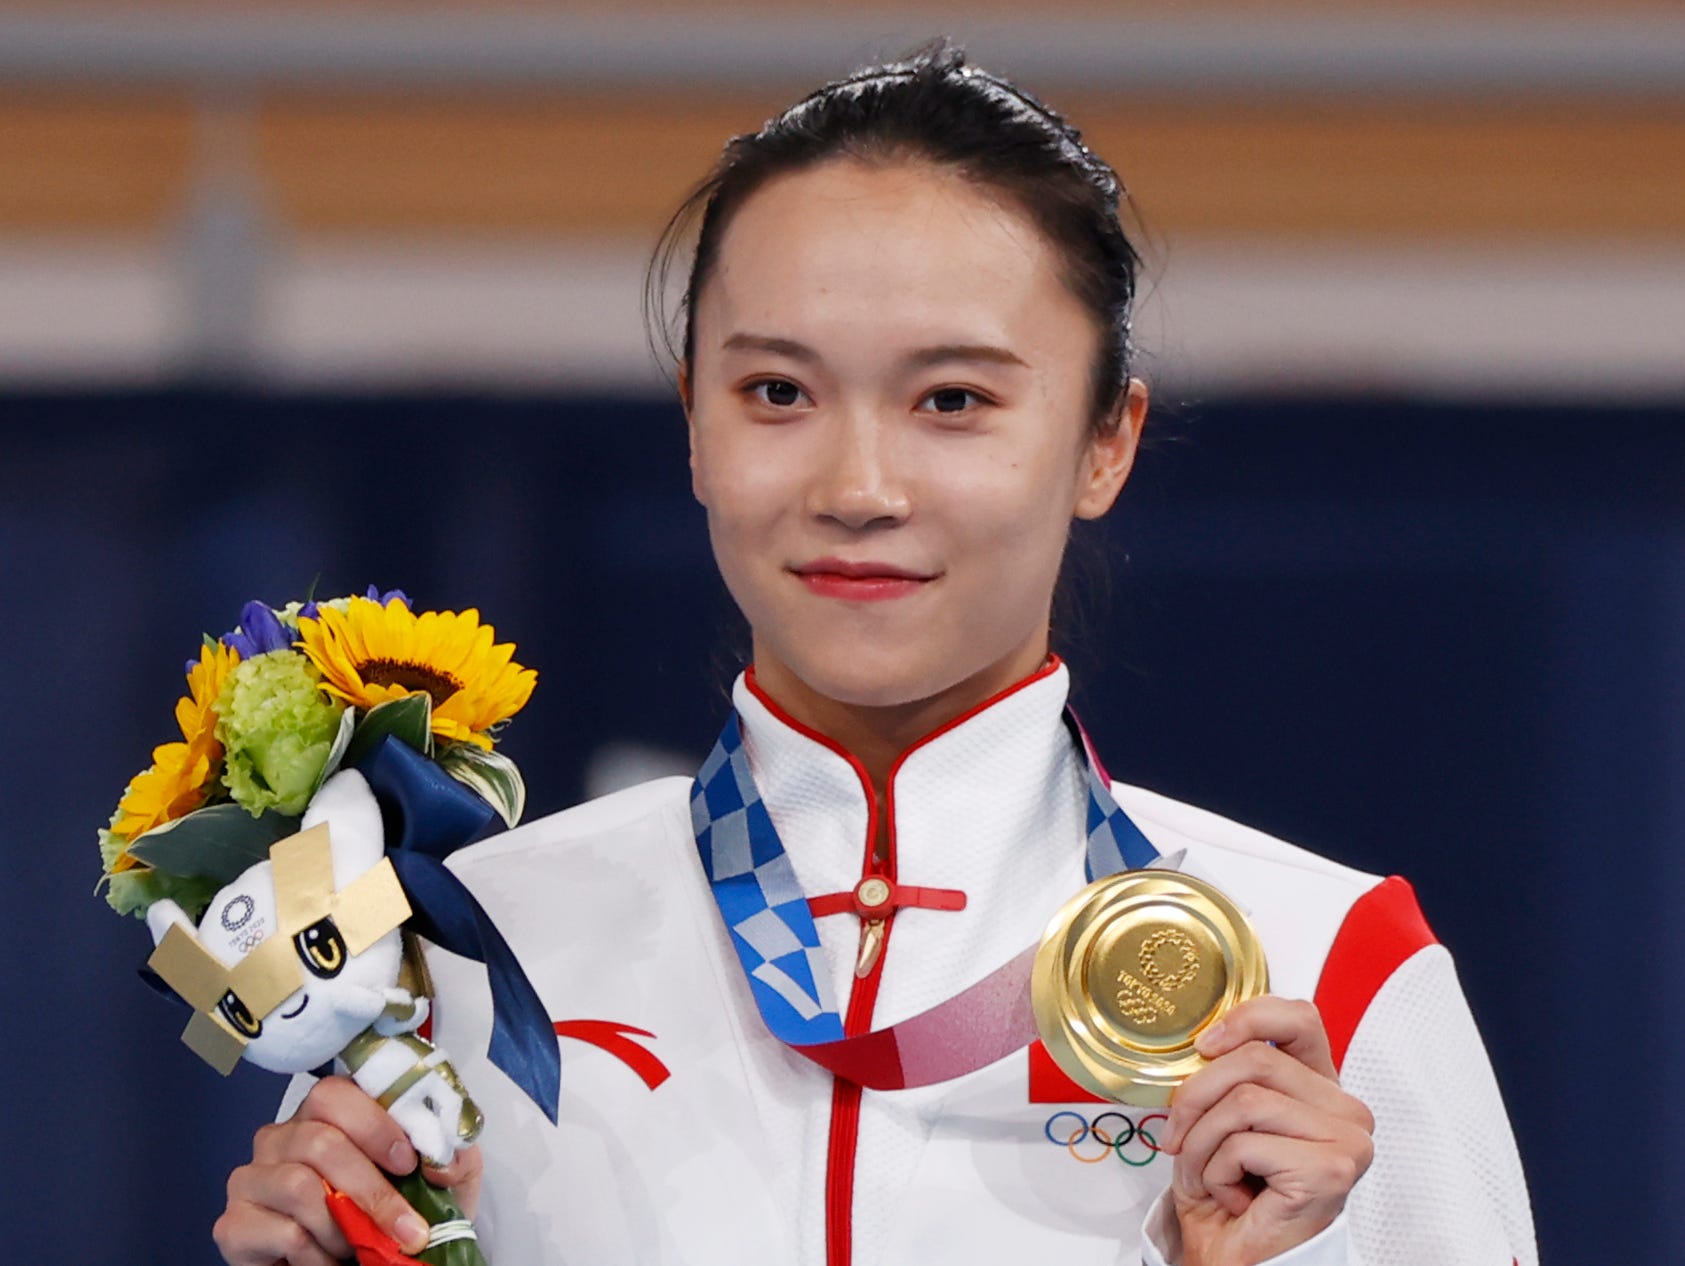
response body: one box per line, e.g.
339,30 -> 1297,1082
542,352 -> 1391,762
1032,870 -> 1268,1107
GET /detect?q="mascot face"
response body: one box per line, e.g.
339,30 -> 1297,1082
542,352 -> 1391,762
146,770 -> 410,1075
190,858 -> 403,1073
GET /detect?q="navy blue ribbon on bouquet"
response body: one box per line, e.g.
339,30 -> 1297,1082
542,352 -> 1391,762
356,735 -> 561,1124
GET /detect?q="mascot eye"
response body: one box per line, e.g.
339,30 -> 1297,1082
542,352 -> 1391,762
295,917 -> 347,978
218,990 -> 263,1039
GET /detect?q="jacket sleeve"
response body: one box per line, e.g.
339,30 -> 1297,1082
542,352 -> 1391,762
1337,940 -> 1535,1265
1322,876 -> 1535,1266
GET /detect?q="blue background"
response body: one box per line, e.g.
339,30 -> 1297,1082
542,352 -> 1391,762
5,391 -> 1677,1262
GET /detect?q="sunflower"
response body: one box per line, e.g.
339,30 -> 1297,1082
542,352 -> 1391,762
110,641 -> 240,844
180,639 -> 239,764
111,742 -> 212,845
297,595 -> 536,750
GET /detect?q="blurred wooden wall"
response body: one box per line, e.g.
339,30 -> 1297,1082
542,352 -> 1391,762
1,1 -> 1680,394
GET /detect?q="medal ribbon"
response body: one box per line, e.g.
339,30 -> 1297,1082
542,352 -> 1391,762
690,709 -> 1160,1088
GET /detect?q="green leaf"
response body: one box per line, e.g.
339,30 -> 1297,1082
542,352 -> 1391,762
438,742 -> 526,829
344,692 -> 433,767
308,705 -> 358,800
127,803 -> 301,885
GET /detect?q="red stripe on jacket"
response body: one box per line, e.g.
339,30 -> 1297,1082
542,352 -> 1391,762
1313,875 -> 1437,1071
746,658 -> 1058,1266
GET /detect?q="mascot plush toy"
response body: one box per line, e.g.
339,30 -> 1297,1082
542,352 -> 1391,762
146,770 -> 486,1265
100,592 -> 554,1266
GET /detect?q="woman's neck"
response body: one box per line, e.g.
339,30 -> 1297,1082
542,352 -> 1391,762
747,641 -> 1055,802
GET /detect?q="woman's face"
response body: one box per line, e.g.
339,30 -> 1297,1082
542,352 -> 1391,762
686,158 -> 1144,714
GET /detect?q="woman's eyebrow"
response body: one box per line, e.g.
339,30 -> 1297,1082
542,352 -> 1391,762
904,344 -> 1029,370
720,333 -> 819,362
719,334 -> 1029,372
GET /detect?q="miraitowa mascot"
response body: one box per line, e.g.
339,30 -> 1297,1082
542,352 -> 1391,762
146,765 -> 537,1266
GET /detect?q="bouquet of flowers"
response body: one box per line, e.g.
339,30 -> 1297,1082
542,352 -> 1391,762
100,588 -> 531,918
98,588 -> 549,1266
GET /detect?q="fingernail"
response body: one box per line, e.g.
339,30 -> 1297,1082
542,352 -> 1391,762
1194,1021 -> 1225,1053
395,1212 -> 429,1250
388,1140 -> 416,1172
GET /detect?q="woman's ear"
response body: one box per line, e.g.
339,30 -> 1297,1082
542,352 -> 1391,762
1073,377 -> 1148,521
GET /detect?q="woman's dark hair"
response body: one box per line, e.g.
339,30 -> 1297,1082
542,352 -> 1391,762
646,40 -> 1144,433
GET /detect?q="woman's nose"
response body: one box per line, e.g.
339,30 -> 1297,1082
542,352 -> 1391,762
805,413 -> 911,530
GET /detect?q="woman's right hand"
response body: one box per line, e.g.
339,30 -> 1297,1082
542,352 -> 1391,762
213,1074 -> 483,1266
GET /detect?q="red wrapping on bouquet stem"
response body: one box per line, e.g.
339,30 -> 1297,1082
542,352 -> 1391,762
323,1181 -> 426,1266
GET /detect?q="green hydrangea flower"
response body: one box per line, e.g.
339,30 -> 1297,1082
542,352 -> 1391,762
216,650 -> 345,818
96,824 -> 151,917
97,825 -> 220,920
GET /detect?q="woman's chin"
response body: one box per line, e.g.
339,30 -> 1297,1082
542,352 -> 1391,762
755,620 -> 1048,719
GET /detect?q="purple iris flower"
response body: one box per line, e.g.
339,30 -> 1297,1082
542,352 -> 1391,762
220,600 -> 293,659
366,585 -> 411,608
298,586 -> 411,621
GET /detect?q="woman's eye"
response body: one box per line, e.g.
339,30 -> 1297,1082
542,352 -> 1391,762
218,989 -> 263,1039
749,379 -> 806,408
921,387 -> 983,414
294,917 -> 347,979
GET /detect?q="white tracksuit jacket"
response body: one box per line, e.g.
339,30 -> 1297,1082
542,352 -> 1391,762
301,664 -> 1535,1265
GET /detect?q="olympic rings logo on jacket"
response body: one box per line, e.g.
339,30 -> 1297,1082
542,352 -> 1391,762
1043,1110 -> 1168,1167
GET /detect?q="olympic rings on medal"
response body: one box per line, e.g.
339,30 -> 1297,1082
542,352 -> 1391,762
1043,1110 -> 1167,1167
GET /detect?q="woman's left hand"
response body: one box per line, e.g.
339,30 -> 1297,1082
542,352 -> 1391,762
1161,995 -> 1374,1266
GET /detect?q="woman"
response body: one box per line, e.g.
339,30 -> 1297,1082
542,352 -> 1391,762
214,46 -> 1534,1266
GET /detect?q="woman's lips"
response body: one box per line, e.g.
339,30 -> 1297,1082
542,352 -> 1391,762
792,559 -> 935,602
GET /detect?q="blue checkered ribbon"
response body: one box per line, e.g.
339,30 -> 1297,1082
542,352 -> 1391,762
692,713 -> 844,1044
691,707 -> 1160,1048
1064,712 -> 1161,880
